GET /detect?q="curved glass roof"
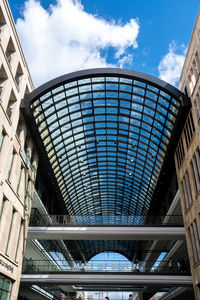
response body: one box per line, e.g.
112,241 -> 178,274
22,68 -> 190,217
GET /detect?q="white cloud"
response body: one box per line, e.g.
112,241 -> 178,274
158,41 -> 187,86
118,54 -> 133,68
16,0 -> 139,87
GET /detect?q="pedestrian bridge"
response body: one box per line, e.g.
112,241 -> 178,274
30,213 -> 184,227
28,225 -> 185,240
21,272 -> 192,287
23,259 -> 190,274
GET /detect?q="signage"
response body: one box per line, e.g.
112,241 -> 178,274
0,259 -> 14,273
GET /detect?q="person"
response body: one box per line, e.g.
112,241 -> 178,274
27,257 -> 33,272
181,258 -> 187,273
177,259 -> 182,272
105,297 -> 109,300
168,258 -> 173,272
132,259 -> 140,272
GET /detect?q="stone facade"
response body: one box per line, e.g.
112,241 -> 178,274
0,1 -> 38,299
175,9 -> 200,300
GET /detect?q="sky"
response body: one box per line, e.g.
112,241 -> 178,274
8,0 -> 200,88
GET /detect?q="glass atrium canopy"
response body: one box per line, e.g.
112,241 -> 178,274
22,68 -> 190,217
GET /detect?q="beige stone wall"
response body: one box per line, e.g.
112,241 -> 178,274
0,1 -> 38,299
175,9 -> 200,300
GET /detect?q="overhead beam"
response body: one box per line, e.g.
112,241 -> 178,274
21,273 -> 192,287
28,226 -> 185,240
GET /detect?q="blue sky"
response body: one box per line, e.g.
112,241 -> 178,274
9,0 -> 200,87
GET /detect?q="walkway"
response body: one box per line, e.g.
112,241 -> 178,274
28,225 -> 185,240
21,272 -> 192,287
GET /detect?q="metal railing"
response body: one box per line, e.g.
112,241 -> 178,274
23,259 -> 190,274
29,211 -> 183,226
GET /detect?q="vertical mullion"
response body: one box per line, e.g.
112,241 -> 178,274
195,148 -> 200,178
7,150 -> 15,180
16,167 -> 22,194
185,172 -> 192,205
24,174 -> 29,205
5,209 -> 15,255
191,160 -> 198,194
0,131 -> 5,152
190,225 -> 198,263
14,220 -> 23,261
182,178 -> 189,210
193,220 -> 200,261
0,197 -> 5,222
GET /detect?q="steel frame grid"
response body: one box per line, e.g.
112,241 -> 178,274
21,68 -> 190,220
77,239 -> 137,262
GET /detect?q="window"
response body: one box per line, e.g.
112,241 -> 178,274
5,208 -> 15,255
15,63 -> 23,88
0,129 -> 5,153
188,219 -> 200,264
31,148 -> 37,166
16,167 -> 23,195
190,147 -> 200,195
6,90 -> 17,120
14,219 -> 24,262
24,176 -> 32,206
175,136 -> 185,168
5,38 -> 16,64
184,111 -> 195,148
195,51 -> 200,73
0,275 -> 12,300
0,197 -> 6,222
7,149 -> 15,180
16,116 -> 24,141
0,6 -> 6,33
189,74 -> 194,94
188,60 -> 199,95
24,135 -> 32,160
0,65 -> 8,102
194,95 -> 200,122
181,171 -> 193,211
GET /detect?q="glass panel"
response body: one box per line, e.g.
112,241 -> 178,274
0,278 -> 3,289
0,131 -> 5,152
7,151 -> 14,180
29,74 -> 182,217
3,279 -> 11,292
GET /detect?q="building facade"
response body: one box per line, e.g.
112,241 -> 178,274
0,0 -> 200,299
0,0 -> 38,299
175,9 -> 200,300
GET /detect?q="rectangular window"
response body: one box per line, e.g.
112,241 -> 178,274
175,136 -> 185,168
193,220 -> 200,261
7,150 -> 15,180
5,209 -> 15,255
0,197 -> 6,222
14,219 -> 23,262
181,171 -> 193,211
0,275 -> 12,300
24,174 -> 29,205
16,167 -> 23,194
188,220 -> 200,264
194,96 -> 200,121
0,130 -> 5,153
184,111 -> 195,148
190,148 -> 200,195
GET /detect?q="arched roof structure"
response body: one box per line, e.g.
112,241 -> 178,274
21,68 -> 190,219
